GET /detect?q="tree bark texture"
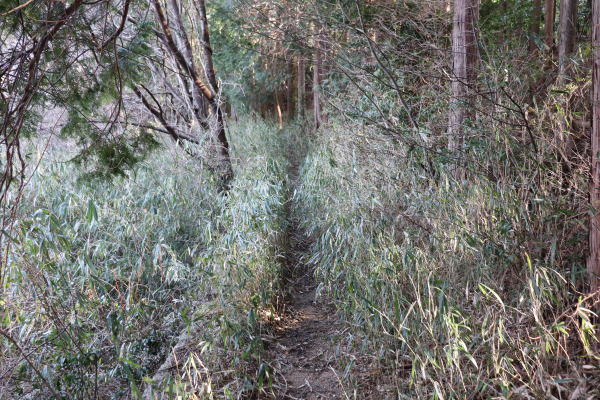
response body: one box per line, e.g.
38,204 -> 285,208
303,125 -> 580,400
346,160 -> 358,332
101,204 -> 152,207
198,0 -> 218,92
197,0 -> 231,169
558,0 -> 578,74
448,0 -> 479,176
589,0 -> 600,292
298,56 -> 305,117
313,38 -> 323,131
530,0 -> 542,53
544,0 -> 556,50
287,56 -> 296,121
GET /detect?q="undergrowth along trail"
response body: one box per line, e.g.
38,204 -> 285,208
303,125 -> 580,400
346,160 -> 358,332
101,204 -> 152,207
5,115 -> 599,399
1,119 -> 295,399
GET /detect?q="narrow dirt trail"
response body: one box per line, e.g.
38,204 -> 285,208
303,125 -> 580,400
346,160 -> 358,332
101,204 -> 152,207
269,224 -> 344,400
266,148 -> 346,400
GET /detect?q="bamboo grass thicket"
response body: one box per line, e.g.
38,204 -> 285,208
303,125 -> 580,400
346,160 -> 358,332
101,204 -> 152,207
0,120 -> 292,398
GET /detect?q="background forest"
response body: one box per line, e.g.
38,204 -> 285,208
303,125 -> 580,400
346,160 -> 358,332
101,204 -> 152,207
1,0 -> 600,398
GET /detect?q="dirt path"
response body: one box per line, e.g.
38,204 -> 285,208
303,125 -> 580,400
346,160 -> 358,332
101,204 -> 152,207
265,146 -> 346,400
268,220 -> 345,400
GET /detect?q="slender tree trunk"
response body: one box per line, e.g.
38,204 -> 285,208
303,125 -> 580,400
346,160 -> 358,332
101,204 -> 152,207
589,0 -> 600,292
298,56 -> 305,118
449,0 -> 468,156
287,56 -> 296,121
530,0 -> 542,53
168,0 -> 208,125
151,0 -> 231,178
554,0 -> 579,171
313,39 -> 322,131
197,0 -> 231,171
152,1 -> 210,99
558,0 -> 578,74
198,0 -> 218,92
544,0 -> 556,50
466,1 -> 479,87
320,32 -> 330,126
261,102 -> 267,119
275,85 -> 283,129
448,0 -> 478,177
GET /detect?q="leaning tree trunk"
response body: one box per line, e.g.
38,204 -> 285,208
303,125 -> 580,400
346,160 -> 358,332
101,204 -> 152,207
197,0 -> 231,172
168,0 -> 209,127
151,0 -> 231,180
589,0 -> 600,293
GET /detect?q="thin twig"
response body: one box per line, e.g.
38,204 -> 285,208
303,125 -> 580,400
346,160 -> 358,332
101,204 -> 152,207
0,328 -> 62,399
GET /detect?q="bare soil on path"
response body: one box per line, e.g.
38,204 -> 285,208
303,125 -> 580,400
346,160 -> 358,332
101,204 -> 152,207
265,148 -> 347,400
267,225 -> 345,400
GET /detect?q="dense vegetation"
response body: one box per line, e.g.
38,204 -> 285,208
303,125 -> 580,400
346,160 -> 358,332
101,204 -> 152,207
1,0 -> 600,399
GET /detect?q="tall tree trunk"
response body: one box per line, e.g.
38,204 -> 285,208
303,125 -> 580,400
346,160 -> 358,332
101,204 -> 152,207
313,38 -> 323,131
530,0 -> 542,53
287,56 -> 296,121
544,0 -> 556,50
298,56 -> 305,118
589,0 -> 600,292
448,0 -> 478,177
449,0 -> 468,157
558,0 -> 578,74
466,1 -> 479,87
